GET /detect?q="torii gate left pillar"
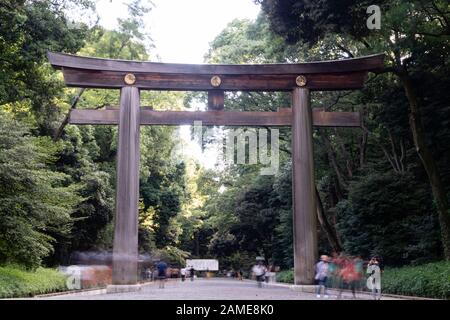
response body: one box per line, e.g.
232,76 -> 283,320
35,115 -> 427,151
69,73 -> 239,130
292,87 -> 317,285
110,86 -> 141,289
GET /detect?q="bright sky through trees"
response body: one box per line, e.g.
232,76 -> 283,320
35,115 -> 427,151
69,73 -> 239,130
96,0 -> 261,63
93,0 -> 261,168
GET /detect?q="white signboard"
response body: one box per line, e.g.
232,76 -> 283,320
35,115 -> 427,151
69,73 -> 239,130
186,259 -> 219,271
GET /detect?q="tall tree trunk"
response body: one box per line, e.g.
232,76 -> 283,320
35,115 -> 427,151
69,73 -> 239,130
315,186 -> 343,253
399,71 -> 450,260
194,231 -> 200,257
322,135 -> 348,191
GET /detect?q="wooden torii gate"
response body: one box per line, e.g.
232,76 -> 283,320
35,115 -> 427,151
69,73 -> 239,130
48,52 -> 384,290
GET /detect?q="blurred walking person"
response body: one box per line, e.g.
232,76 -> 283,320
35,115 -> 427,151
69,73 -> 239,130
180,267 -> 186,282
238,268 -> 243,281
327,253 -> 339,290
252,261 -> 267,288
337,256 -> 358,299
156,260 -> 168,289
353,256 -> 364,294
145,267 -> 152,281
367,256 -> 382,300
315,255 -> 329,298
189,265 -> 195,281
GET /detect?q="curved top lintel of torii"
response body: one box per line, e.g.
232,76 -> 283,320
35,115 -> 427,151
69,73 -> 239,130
47,51 -> 384,91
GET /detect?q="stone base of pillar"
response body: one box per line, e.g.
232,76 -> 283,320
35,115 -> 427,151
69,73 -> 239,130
290,285 -> 316,293
106,284 -> 142,294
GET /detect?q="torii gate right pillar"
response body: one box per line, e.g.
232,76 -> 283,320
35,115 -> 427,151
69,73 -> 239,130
292,87 -> 318,285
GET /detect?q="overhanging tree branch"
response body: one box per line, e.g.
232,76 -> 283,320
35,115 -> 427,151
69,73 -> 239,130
53,88 -> 85,141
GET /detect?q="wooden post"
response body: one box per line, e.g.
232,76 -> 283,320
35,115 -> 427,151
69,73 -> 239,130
208,90 -> 224,110
291,87 -> 318,285
112,86 -> 140,285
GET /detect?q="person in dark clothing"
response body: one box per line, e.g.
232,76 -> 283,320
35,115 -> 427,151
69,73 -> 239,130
238,268 -> 243,281
156,260 -> 168,288
189,266 -> 195,281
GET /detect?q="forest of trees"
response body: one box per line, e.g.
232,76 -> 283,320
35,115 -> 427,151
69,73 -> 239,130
0,0 -> 449,276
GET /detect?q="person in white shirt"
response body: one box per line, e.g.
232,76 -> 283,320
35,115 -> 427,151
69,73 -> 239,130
180,267 -> 186,282
252,261 -> 267,288
366,257 -> 382,300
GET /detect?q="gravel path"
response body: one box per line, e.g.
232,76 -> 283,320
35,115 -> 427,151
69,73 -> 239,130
38,278 -> 404,300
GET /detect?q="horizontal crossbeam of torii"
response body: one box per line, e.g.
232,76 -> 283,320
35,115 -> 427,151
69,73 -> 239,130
48,52 -> 384,291
69,108 -> 361,127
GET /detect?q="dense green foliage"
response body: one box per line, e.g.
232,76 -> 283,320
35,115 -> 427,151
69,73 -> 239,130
0,0 -> 190,270
0,0 -> 91,134
0,0 -> 448,298
185,0 -> 450,269
190,11 -> 447,270
0,265 -> 67,298
258,0 -> 450,259
336,172 -> 441,265
0,112 -> 81,268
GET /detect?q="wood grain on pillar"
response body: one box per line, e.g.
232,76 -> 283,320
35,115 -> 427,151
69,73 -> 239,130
112,86 -> 140,285
291,87 -> 318,285
208,91 -> 224,110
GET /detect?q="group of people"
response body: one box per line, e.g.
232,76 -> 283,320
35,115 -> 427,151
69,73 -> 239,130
315,253 -> 383,299
150,254 -> 384,297
147,261 -> 196,289
180,265 -> 196,282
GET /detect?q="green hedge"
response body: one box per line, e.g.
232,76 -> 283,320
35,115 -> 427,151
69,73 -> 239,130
0,265 -> 68,298
276,269 -> 294,284
382,261 -> 450,299
276,261 -> 450,299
